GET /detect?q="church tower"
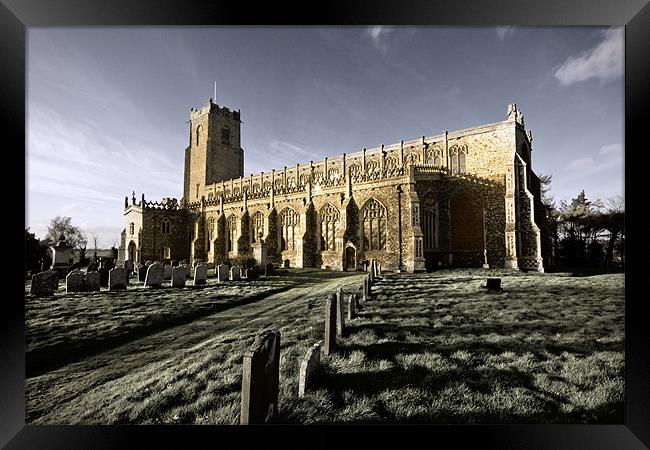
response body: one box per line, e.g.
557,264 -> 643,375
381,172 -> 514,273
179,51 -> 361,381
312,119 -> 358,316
183,99 -> 244,203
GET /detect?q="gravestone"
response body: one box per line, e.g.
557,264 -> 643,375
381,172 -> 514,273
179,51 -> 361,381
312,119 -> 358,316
323,294 -> 337,356
368,265 -> 375,284
265,263 -> 275,276
216,264 -> 229,282
230,265 -> 241,281
181,264 -> 191,279
485,278 -> 502,291
240,330 -> 281,425
84,271 -> 101,291
353,293 -> 360,309
108,267 -> 128,290
347,294 -> 356,320
298,340 -> 322,398
66,269 -> 84,293
124,260 -> 134,274
138,265 -> 149,282
99,267 -> 110,287
163,265 -> 172,280
194,263 -> 207,285
144,263 -> 163,288
252,234 -> 268,267
246,265 -> 260,280
171,266 -> 186,288
362,276 -> 370,302
31,270 -> 60,297
336,287 -> 345,336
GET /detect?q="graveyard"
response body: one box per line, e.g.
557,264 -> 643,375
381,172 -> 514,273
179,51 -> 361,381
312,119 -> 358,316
25,266 -> 624,425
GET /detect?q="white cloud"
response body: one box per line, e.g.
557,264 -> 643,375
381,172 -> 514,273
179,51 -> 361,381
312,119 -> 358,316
564,157 -> 595,171
599,143 -> 623,155
495,27 -> 514,41
554,28 -> 623,86
365,26 -> 394,52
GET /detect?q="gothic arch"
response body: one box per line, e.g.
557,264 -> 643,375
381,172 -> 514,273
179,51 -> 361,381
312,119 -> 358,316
226,214 -> 238,253
420,192 -> 438,250
360,198 -> 388,251
278,207 -> 300,251
319,203 -> 340,251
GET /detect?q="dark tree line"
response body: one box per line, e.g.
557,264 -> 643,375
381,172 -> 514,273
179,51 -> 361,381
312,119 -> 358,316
539,175 -> 624,270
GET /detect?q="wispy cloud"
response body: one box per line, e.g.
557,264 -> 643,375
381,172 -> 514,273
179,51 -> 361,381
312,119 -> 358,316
365,26 -> 395,52
495,27 -> 515,41
554,28 -> 623,86
599,143 -> 623,155
564,157 -> 596,171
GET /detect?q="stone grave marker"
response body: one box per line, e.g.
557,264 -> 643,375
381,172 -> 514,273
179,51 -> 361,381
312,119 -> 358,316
216,264 -> 229,282
66,269 -> 84,293
98,267 -> 110,287
171,266 -> 186,288
368,265 -> 375,284
163,265 -> 172,280
138,265 -> 149,282
144,263 -> 163,288
246,265 -> 260,280
336,287 -> 345,336
181,264 -> 191,279
298,340 -> 322,398
240,330 -> 281,425
194,263 -> 207,286
230,265 -> 241,281
265,263 -> 275,276
85,271 -> 101,291
30,270 -> 59,297
108,267 -> 128,290
323,294 -> 337,356
347,294 -> 356,320
485,278 -> 502,291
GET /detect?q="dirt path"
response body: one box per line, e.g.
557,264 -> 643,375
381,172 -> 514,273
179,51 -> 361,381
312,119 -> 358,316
26,272 -> 366,423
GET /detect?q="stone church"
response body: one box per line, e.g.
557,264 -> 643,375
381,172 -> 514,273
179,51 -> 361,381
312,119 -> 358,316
118,99 -> 549,272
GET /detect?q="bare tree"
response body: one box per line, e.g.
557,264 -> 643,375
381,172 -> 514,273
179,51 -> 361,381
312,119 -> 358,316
91,232 -> 100,258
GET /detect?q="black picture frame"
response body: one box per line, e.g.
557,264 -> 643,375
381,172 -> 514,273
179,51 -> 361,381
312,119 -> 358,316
3,0 -> 647,448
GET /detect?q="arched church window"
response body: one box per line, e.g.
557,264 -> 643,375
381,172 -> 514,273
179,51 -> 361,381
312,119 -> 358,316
195,125 -> 202,146
161,218 -> 170,234
206,217 -> 215,251
251,211 -> 264,243
227,215 -> 238,252
279,208 -> 300,251
221,127 -> 230,145
361,198 -> 387,251
421,193 -> 438,250
129,222 -> 134,235
320,203 -> 340,251
450,146 -> 459,174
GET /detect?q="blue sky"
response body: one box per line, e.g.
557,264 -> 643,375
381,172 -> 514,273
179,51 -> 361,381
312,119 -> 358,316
27,26 -> 624,247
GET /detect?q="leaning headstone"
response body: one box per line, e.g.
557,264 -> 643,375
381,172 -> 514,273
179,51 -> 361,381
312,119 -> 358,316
485,278 -> 502,291
216,264 -> 229,282
230,265 -> 241,281
30,270 -> 59,297
84,271 -> 101,292
171,266 -> 186,288
66,269 -> 84,293
194,263 -> 207,286
108,267 -> 127,290
144,263 -> 163,288
163,265 -> 172,280
298,341 -> 322,398
323,294 -> 337,356
347,294 -> 356,320
336,287 -> 345,337
240,330 -> 281,425
138,265 -> 149,282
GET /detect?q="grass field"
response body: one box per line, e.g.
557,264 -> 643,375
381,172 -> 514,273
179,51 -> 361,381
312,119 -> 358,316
25,268 -> 624,424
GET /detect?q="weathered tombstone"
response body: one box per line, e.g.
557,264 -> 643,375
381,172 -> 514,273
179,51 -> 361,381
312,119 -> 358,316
163,265 -> 172,280
138,265 -> 149,282
66,269 -> 84,293
336,287 -> 345,336
124,260 -> 134,274
216,264 -> 229,282
194,263 -> 207,285
144,263 -> 163,288
84,271 -> 101,292
240,330 -> 281,425
98,267 -> 110,287
368,266 -> 375,284
323,294 -> 337,356
283,259 -> 290,269
171,266 -> 186,288
230,265 -> 241,281
298,340 -> 322,398
252,234 -> 268,267
485,278 -> 502,291
265,263 -> 275,276
347,294 -> 356,320
108,267 -> 127,290
30,270 -> 59,297
50,235 -> 72,275
353,293 -> 360,309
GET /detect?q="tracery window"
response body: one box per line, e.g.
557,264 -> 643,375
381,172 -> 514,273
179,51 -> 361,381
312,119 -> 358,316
251,211 -> 264,243
421,193 -> 438,250
161,218 -> 171,234
227,215 -> 238,252
450,145 -> 468,174
361,198 -> 387,251
206,217 -> 215,251
319,203 -> 340,251
279,208 -> 300,251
